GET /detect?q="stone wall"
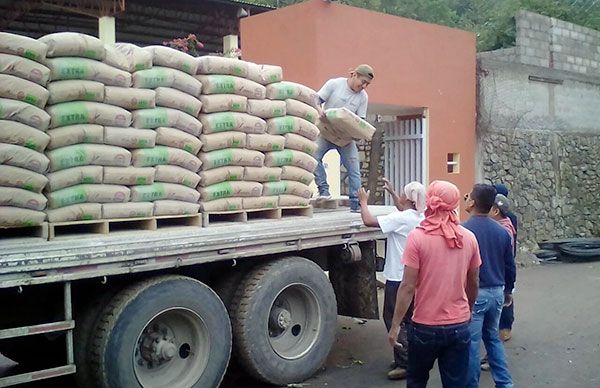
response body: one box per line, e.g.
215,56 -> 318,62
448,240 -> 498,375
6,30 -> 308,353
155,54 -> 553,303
477,12 -> 600,251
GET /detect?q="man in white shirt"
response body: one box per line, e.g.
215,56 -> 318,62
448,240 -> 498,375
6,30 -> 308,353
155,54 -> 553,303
315,64 -> 374,212
358,179 -> 426,380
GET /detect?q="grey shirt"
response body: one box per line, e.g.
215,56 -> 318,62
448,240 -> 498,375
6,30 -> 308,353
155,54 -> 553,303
317,77 -> 369,118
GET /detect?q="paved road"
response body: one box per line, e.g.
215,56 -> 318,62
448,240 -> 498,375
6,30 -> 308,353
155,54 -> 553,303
3,261 -> 599,387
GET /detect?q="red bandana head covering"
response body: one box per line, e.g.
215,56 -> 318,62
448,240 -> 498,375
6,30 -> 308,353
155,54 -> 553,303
419,180 -> 463,248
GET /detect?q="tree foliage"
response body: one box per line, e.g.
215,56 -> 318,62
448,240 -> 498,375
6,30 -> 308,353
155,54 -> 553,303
260,0 -> 600,51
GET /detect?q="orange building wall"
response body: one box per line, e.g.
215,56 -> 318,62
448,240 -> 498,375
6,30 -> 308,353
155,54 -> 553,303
241,0 -> 476,209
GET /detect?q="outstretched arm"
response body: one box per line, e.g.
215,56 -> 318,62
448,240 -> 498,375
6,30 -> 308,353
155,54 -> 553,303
358,187 -> 379,227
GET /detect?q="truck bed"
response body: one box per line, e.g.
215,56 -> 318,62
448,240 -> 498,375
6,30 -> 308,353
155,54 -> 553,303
0,206 -> 394,288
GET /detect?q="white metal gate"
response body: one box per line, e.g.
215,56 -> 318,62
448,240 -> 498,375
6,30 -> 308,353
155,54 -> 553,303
383,116 -> 426,205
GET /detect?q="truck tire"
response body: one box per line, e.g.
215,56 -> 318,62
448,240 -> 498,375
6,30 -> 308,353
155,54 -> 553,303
89,275 -> 231,388
229,256 -> 337,385
74,289 -> 120,388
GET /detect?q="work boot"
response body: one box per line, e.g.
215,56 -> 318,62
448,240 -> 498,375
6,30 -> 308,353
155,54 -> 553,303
387,367 -> 407,380
500,329 -> 512,342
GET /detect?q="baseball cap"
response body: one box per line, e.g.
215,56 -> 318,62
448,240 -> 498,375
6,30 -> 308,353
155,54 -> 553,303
354,64 -> 374,80
493,183 -> 509,197
494,194 -> 510,216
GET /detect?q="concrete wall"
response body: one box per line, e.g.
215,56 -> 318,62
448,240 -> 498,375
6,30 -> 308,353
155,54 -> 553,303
477,12 -> 600,250
241,0 -> 477,207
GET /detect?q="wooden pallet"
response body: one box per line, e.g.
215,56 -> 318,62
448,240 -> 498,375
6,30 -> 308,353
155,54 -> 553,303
280,205 -> 313,218
0,222 -> 49,240
48,214 -> 202,240
310,196 -> 351,209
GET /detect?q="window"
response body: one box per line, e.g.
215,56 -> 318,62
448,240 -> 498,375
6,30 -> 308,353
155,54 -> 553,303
447,153 -> 460,174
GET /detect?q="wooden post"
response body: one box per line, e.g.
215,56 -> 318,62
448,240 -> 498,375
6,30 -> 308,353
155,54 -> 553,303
98,16 -> 116,45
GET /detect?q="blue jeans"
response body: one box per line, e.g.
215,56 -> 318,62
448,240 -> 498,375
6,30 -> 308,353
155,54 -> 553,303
407,321 -> 471,388
313,137 -> 361,209
467,287 -> 513,388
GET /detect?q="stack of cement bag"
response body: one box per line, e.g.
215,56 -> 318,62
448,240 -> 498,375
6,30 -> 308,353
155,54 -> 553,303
128,45 -> 203,216
41,32 -> 138,222
0,33 -> 51,227
195,57 -> 279,212
262,81 -> 320,208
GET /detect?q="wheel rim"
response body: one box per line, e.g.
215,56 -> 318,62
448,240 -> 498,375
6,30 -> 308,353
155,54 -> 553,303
134,307 -> 210,388
268,283 -> 321,360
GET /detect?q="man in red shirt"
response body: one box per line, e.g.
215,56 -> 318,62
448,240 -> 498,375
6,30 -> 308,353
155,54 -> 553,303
388,180 -> 481,387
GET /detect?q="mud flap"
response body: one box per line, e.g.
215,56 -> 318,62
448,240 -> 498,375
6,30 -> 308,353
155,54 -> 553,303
328,240 -> 379,319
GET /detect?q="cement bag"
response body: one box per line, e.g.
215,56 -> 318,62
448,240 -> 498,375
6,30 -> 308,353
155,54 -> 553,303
47,144 -> 131,172
46,203 -> 102,222
144,46 -> 198,75
39,32 -> 105,60
104,127 -> 156,149
246,99 -> 286,119
156,127 -> 202,155
155,87 -> 202,117
196,56 -> 249,77
319,107 -> 376,147
47,184 -> 130,209
0,74 -> 48,108
102,45 -> 130,72
130,183 -> 199,203
0,120 -> 50,152
133,67 -> 202,97
114,43 -> 152,72
199,112 -> 266,135
47,80 -> 104,105
0,53 -> 50,86
243,196 -> 278,210
131,108 -> 202,136
46,124 -> 104,150
0,207 -> 46,227
198,166 -> 244,187
266,82 -> 318,108
243,166 -> 282,183
199,197 -> 243,213
195,75 -> 266,99
0,165 -> 48,193
46,57 -> 131,87
281,165 -> 315,186
199,181 -> 263,201
47,102 -> 131,129
0,143 -> 49,173
104,87 -> 156,110
155,165 -> 200,188
153,200 -> 200,216
102,202 -> 154,219
131,146 -> 201,172
199,132 -> 246,152
199,148 -> 264,170
262,181 -> 312,198
266,116 -> 319,140
246,63 -> 283,85
284,133 -> 318,156
0,32 -> 47,63
286,98 -> 318,124
278,194 -> 310,207
46,166 -> 103,192
264,150 -> 318,172
246,133 -> 285,152
0,187 -> 47,210
200,94 -> 247,114
103,166 -> 155,186
0,98 -> 50,130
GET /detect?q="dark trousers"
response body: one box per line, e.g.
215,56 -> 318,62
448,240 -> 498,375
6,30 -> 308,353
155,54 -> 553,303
407,321 -> 471,388
383,280 -> 413,369
499,301 -> 514,330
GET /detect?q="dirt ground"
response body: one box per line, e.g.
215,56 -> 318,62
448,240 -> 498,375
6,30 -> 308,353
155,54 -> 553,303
2,261 -> 599,387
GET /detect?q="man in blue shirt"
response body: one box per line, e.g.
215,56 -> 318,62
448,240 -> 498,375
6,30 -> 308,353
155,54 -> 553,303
463,184 -> 516,388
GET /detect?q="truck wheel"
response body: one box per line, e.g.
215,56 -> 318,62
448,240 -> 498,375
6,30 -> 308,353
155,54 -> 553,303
230,256 -> 337,385
89,275 -> 231,388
